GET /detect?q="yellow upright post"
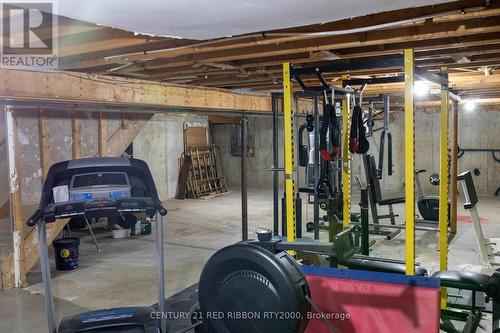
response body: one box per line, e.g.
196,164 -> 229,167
439,67 -> 450,308
342,75 -> 351,229
283,63 -> 296,243
404,49 -> 415,275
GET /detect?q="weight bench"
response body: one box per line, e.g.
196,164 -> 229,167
330,226 -> 428,276
363,154 -> 405,239
458,170 -> 500,266
433,269 -> 500,333
340,254 -> 428,276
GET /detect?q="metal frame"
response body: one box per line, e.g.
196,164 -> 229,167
272,93 -> 280,236
282,51 -> 451,280
313,95 -> 321,240
459,178 -> 500,266
241,116 -> 248,241
282,63 -> 296,244
37,212 -> 167,333
362,154 -> 402,240
404,49 -> 416,275
341,75 -> 351,229
439,67 -> 450,307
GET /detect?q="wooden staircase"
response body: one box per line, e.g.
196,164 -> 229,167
0,112 -> 153,289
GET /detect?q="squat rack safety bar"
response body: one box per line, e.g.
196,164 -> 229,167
282,51 -> 451,286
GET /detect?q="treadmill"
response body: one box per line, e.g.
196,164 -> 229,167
27,157 -> 168,333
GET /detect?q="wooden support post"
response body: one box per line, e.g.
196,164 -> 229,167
72,111 -> 82,159
5,108 -> 26,287
449,101 -> 458,234
404,49 -> 415,276
38,109 -> 51,181
98,112 -> 107,157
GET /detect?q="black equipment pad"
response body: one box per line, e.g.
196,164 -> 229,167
432,270 -> 489,291
458,171 -> 479,209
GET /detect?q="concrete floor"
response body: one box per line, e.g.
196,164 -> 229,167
0,187 -> 499,332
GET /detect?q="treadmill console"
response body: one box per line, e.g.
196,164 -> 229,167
27,157 -> 167,227
44,197 -> 156,223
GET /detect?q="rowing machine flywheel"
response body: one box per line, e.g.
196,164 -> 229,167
198,242 -> 310,333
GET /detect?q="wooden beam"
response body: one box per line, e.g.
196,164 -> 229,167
38,109 -> 51,181
60,37 -> 198,71
184,59 -> 500,90
220,70 -> 500,95
208,115 -> 241,124
112,1 -> 496,63
133,16 -> 500,72
0,68 -> 273,113
141,33 -> 500,81
72,111 -> 82,158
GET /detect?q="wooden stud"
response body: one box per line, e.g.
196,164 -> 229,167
72,111 -> 82,159
120,113 -> 129,129
38,109 -> 51,181
98,112 -> 107,157
5,109 -> 26,287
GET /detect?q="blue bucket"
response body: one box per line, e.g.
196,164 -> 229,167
52,238 -> 80,271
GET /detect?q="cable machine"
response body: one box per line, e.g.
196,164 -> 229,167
278,51 -> 455,296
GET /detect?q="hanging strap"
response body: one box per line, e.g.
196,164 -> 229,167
320,99 -> 341,161
387,132 -> 393,175
357,106 -> 369,154
378,130 -> 385,178
350,105 -> 369,154
349,105 -> 360,153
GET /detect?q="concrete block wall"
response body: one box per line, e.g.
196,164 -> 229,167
214,106 -> 500,196
213,116 -> 307,189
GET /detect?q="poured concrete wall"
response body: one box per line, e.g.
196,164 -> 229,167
214,106 -> 500,196
213,116 -> 307,189
133,113 -> 208,200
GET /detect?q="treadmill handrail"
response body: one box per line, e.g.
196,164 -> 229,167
27,157 -> 167,227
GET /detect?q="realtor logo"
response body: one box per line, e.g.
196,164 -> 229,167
1,1 -> 58,69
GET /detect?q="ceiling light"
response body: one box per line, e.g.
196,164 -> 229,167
464,100 -> 477,112
414,81 -> 429,97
